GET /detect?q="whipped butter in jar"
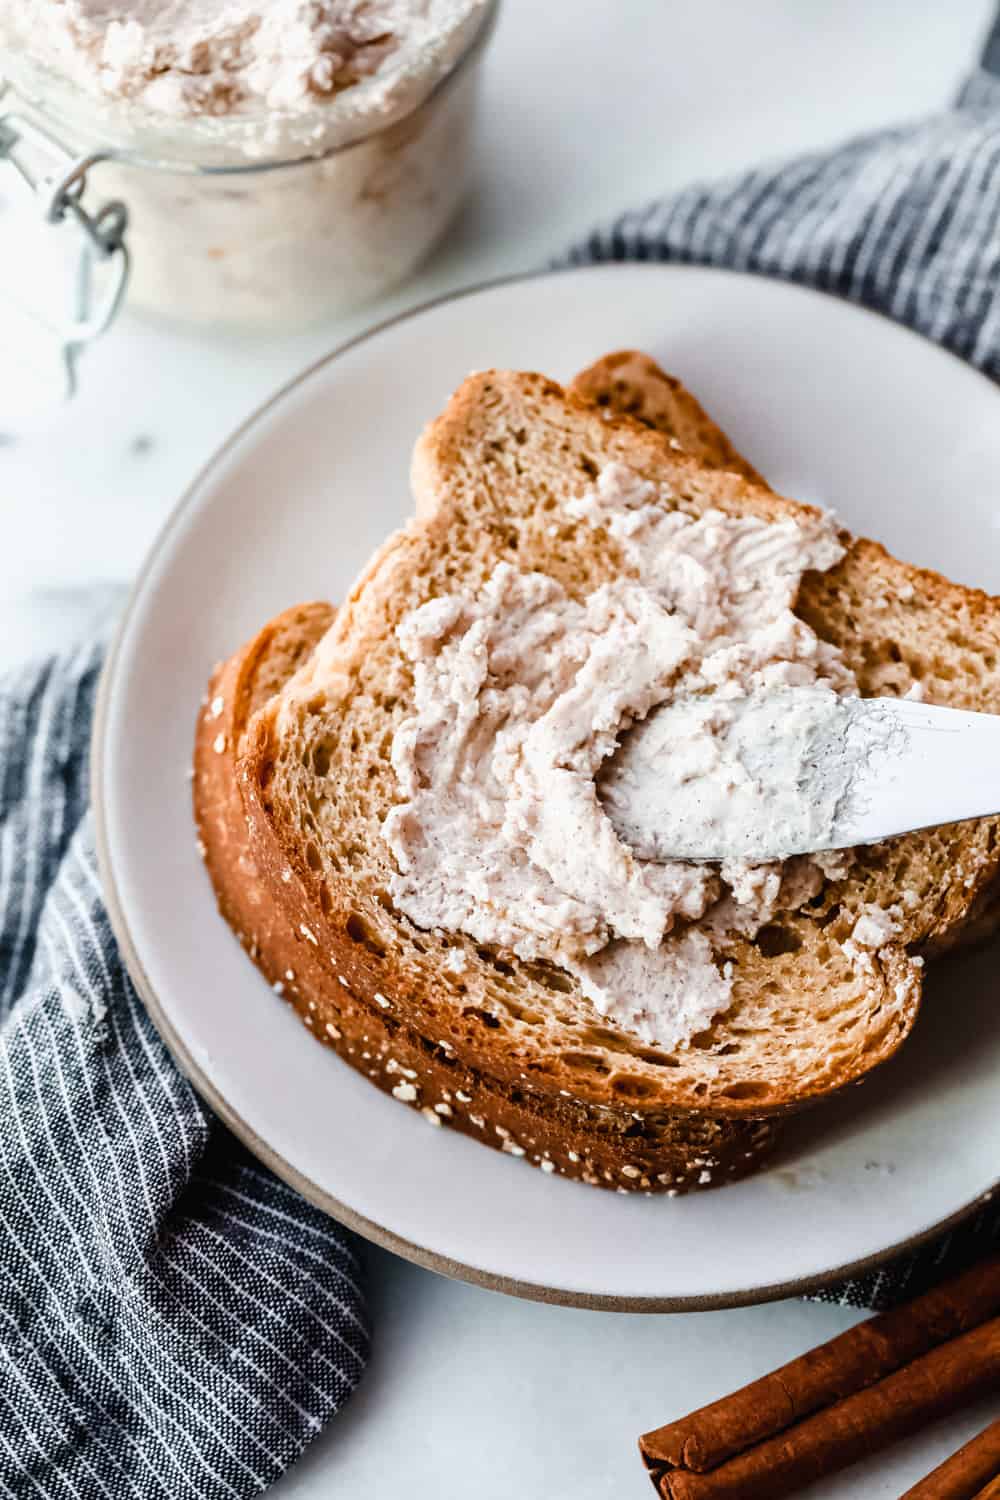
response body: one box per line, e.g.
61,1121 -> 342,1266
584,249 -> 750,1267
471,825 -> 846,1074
0,0 -> 497,331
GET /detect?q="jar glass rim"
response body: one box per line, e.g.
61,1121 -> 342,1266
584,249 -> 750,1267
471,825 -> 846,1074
1,0 -> 498,176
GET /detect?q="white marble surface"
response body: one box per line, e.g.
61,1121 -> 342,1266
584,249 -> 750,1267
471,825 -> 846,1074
3,2 -> 999,1495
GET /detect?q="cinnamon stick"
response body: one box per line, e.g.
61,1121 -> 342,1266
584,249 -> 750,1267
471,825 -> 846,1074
972,1480 -> 1000,1500
640,1256 -> 1000,1476
654,1317 -> 1000,1500
901,1419 -> 1000,1499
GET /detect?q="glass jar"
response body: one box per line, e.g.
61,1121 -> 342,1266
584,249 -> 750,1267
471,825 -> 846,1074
0,0 -> 498,338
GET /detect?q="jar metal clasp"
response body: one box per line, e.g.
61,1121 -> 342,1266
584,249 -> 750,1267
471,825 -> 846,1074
0,80 -> 129,398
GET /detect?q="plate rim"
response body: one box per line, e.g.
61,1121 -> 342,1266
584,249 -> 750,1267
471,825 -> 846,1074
92,261 -> 1000,1312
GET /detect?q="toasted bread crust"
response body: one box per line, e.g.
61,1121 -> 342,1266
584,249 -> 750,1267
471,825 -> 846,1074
195,607 -> 780,1194
569,350 -> 766,484
195,601 -> 335,971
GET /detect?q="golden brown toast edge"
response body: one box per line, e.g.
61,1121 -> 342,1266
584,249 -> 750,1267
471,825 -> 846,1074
569,350 -> 766,484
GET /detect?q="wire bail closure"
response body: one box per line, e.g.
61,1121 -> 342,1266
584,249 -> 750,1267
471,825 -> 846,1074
0,80 -> 129,397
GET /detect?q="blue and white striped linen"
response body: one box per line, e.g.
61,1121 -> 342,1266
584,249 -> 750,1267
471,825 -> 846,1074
0,638 -> 368,1498
567,68 -> 1000,388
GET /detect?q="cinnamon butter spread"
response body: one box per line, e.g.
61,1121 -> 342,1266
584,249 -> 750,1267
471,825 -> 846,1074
383,463 -> 857,1050
3,0 -> 486,134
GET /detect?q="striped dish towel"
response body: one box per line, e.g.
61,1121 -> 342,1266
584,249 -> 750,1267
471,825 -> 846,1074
568,59 -> 1000,388
563,35 -> 1000,1306
0,637 -> 368,1497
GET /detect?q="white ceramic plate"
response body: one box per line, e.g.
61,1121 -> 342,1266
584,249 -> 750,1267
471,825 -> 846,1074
95,265 -> 1000,1309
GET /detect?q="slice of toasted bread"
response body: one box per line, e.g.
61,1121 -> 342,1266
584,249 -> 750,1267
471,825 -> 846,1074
198,367 -> 1000,1192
